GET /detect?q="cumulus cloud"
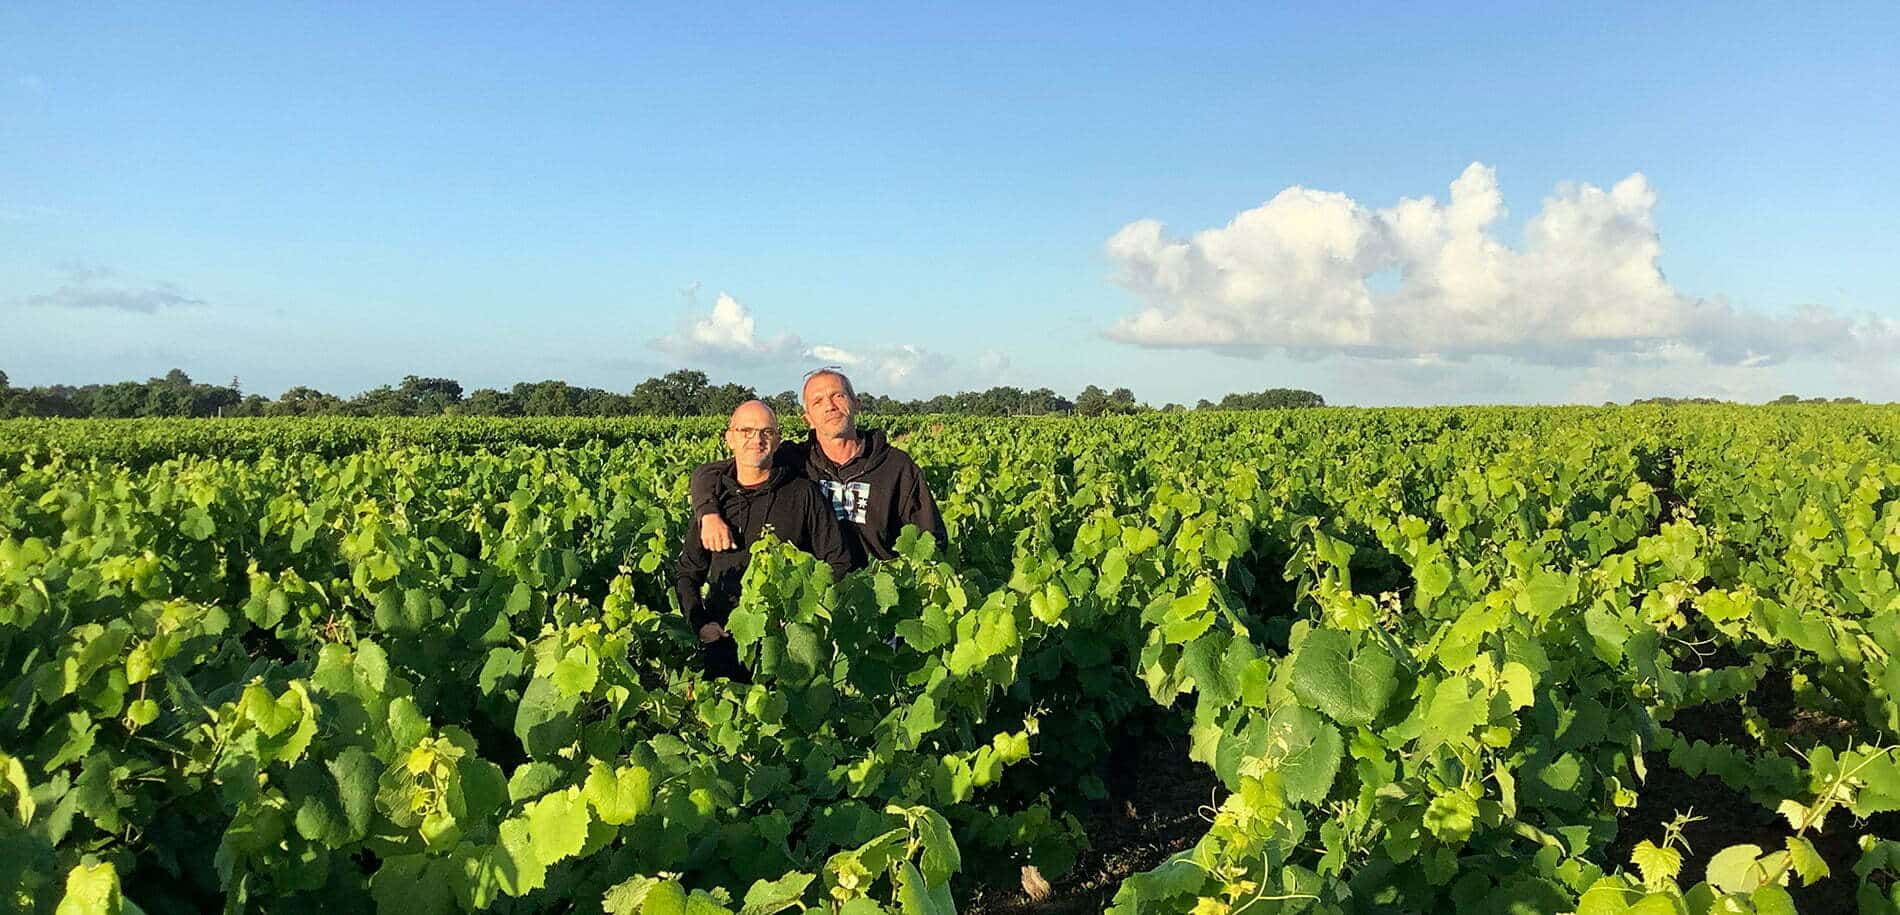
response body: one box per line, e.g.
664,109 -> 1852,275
805,344 -> 860,364
650,291 -> 957,393
805,342 -> 953,389
17,264 -> 205,313
1565,344 -> 1803,405
1106,163 -> 1896,365
653,292 -> 803,359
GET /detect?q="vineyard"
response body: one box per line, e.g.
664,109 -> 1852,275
1,407 -> 1897,914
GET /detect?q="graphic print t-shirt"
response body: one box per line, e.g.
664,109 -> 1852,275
821,480 -> 871,524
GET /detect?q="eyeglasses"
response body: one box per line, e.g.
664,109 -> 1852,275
728,427 -> 781,441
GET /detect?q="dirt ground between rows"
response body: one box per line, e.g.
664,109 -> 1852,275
965,730 -> 1222,914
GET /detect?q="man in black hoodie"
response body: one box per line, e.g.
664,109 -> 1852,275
689,368 -> 947,570
677,400 -> 852,681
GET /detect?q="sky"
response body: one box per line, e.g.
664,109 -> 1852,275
3,2 -> 1898,406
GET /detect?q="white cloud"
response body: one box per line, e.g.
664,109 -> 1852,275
804,342 -> 953,390
653,292 -> 803,360
1565,344 -> 1805,405
805,344 -> 860,364
650,292 -> 957,393
16,264 -> 205,313
1106,163 -> 1896,365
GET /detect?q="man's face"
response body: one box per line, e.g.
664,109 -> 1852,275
725,404 -> 780,470
803,373 -> 857,437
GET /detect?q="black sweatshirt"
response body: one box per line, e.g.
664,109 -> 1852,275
690,428 -> 947,569
675,465 -> 853,631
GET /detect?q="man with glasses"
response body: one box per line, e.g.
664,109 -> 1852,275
689,368 -> 946,570
676,399 -> 852,681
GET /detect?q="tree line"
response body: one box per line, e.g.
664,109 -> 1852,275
0,368 -> 1329,420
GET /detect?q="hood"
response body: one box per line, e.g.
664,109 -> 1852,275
720,462 -> 797,495
802,427 -> 891,479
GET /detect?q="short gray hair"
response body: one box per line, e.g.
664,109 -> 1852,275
801,366 -> 857,404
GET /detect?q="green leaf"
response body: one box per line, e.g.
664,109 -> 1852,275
1289,629 -> 1397,727
1182,632 -> 1239,709
1265,704 -> 1343,805
1096,548 -> 1128,597
505,582 -> 533,616
1414,556 -> 1452,608
486,816 -> 547,898
1415,676 -> 1486,759
1750,886 -> 1797,915
895,861 -> 955,915
552,645 -> 599,697
0,752 -> 33,824
901,696 -> 943,747
1630,839 -> 1682,888
1784,835 -> 1829,886
1498,661 -> 1535,710
264,682 -> 318,763
686,891 -> 735,915
639,880 -> 688,915
56,861 -> 122,915
523,786 -> 590,865
329,747 -> 378,840
478,647 -> 524,695
179,506 -> 215,541
873,572 -> 899,610
1514,570 -> 1571,617
738,872 -> 814,915
124,644 -> 156,685
584,760 -> 652,826
513,676 -> 578,758
370,855 -> 458,915
240,684 -> 297,736
915,808 -> 961,887
1704,843 -> 1766,895
124,699 -> 158,727
603,877 -> 660,915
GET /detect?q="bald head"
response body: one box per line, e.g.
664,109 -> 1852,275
729,399 -> 776,427
725,400 -> 782,472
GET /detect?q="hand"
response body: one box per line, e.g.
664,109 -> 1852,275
700,513 -> 735,551
697,622 -> 726,644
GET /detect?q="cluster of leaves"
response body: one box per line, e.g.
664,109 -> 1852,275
3,405 -> 1899,915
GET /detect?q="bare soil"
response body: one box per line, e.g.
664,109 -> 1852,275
966,731 -> 1222,914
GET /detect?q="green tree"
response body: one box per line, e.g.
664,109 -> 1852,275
269,386 -> 344,416
346,385 -> 415,416
399,376 -> 465,414
574,388 -> 634,416
459,388 -> 520,416
1073,385 -> 1111,417
513,381 -> 580,416
1212,388 -> 1326,410
765,390 -> 800,415
702,382 -> 759,418
629,369 -> 712,415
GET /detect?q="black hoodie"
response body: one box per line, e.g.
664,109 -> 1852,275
690,428 -> 947,569
675,465 -> 852,631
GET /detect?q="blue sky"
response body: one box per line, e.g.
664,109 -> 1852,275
4,2 -> 1897,405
